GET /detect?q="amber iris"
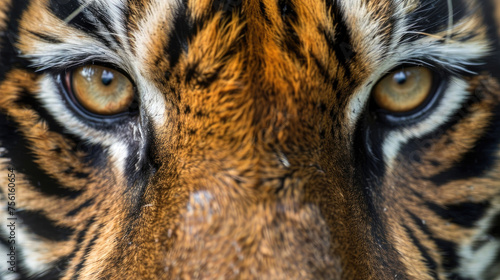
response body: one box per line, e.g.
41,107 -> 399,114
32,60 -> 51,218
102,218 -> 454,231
373,66 -> 433,113
69,65 -> 134,115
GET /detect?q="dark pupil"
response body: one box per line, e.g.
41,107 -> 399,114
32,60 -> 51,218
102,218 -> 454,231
101,70 -> 114,86
393,71 -> 407,85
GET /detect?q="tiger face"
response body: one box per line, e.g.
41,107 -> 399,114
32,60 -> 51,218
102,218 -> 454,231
0,0 -> 499,279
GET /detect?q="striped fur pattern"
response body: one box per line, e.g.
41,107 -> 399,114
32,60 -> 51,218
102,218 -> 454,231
0,0 -> 499,279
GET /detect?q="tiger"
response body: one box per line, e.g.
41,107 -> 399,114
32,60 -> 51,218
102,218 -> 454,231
0,0 -> 499,279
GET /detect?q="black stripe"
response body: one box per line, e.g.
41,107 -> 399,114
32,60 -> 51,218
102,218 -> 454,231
72,230 -> 101,279
487,212 -> 500,239
49,0 -> 99,35
311,51 -> 332,85
278,0 -> 305,63
59,217 -> 96,279
424,201 -> 489,228
124,121 -> 157,215
66,199 -> 95,217
124,3 -> 135,56
1,215 -> 88,279
123,120 -> 160,220
89,8 -> 124,49
185,63 -> 222,88
353,113 -> 387,180
402,225 -> 439,279
323,0 -> 355,78
166,0 -> 192,71
407,210 -> 473,280
0,112 -> 83,198
428,103 -> 500,186
401,0 -> 468,43
72,218 -> 96,253
27,30 -> 64,44
166,0 -> 242,76
212,0 -> 242,13
349,154 -> 408,278
0,1 -> 31,83
15,88 -> 107,170
17,210 -> 74,241
474,0 -> 500,79
406,209 -> 464,273
472,211 -> 500,251
434,238 -> 462,272
395,84 -> 494,184
48,0 -> 112,48
259,1 -> 272,26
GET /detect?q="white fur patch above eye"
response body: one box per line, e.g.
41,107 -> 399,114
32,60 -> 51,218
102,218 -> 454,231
24,35 -> 125,72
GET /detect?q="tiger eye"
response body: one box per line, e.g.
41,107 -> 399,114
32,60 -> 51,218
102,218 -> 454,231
70,65 -> 134,115
373,67 -> 433,113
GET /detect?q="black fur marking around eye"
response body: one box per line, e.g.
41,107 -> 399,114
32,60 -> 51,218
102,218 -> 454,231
402,224 -> 439,279
347,148 -> 408,278
122,119 -> 161,224
354,111 -> 387,179
0,1 -> 30,83
16,210 -> 75,241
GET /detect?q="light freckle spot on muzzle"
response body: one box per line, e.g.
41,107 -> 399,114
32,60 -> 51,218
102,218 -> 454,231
185,190 -> 215,222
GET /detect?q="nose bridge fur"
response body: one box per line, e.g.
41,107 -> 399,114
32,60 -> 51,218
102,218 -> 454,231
164,159 -> 341,278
